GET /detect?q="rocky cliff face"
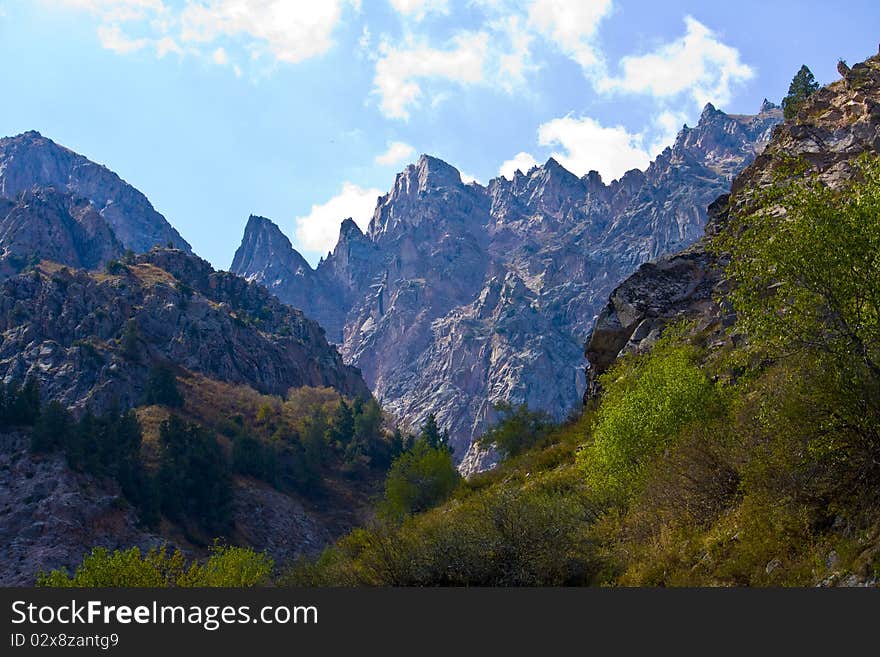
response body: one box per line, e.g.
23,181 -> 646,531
0,186 -> 124,276
0,248 -> 369,415
0,131 -> 190,254
585,54 -> 880,389
232,103 -> 783,466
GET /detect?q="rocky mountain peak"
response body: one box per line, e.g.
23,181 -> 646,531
338,217 -> 364,240
415,154 -> 463,191
231,214 -> 311,280
0,131 -> 190,254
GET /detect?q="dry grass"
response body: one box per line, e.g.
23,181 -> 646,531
128,263 -> 177,287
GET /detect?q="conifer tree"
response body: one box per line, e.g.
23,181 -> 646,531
782,65 -> 820,120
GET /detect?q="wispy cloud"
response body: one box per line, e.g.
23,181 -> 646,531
50,0 -> 359,72
373,31 -> 489,120
375,141 -> 416,166
596,16 -> 754,109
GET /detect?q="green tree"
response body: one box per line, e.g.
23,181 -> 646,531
781,65 -> 820,120
120,320 -> 141,361
382,439 -> 459,519
419,413 -> 449,452
720,156 -> 880,381
144,363 -> 183,408
478,403 -> 554,459
158,415 -> 232,534
31,400 -> 72,453
328,398 -> 354,449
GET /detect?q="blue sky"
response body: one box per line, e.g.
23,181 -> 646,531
1,1 -> 878,269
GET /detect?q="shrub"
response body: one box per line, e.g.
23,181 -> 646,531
37,545 -> 272,587
381,439 -> 459,519
579,334 -> 717,501
478,402 -> 554,459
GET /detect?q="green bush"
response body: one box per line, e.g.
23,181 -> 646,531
381,439 -> 459,519
579,334 -> 717,501
144,363 -> 184,408
37,545 -> 272,587
478,402 -> 554,458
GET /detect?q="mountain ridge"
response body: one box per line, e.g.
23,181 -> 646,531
232,101 -> 783,466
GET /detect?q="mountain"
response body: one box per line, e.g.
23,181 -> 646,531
0,185 -> 124,277
0,131 -> 190,255
0,245 -> 375,584
0,247 -> 369,413
232,102 -> 783,465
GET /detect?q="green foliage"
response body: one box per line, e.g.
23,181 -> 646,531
119,320 -> 141,361
721,155 -> 880,383
0,377 -> 41,428
781,64 -> 820,120
104,259 -> 128,275
579,333 -> 717,501
418,413 -> 449,451
37,546 -> 186,587
283,468 -> 600,586
30,400 -> 71,453
144,362 -> 184,408
179,544 -> 273,587
479,402 -> 553,458
158,415 -> 233,535
381,439 -> 459,519
37,545 -> 272,587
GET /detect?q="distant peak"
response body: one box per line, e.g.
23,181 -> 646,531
700,102 -> 719,119
339,217 -> 365,240
243,214 -> 291,246
582,170 -> 604,187
414,153 -> 462,189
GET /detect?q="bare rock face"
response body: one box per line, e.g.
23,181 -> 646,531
0,131 -> 190,254
232,103 -> 782,464
585,54 -> 880,389
0,432 -> 163,585
0,186 -> 124,274
0,248 -> 369,415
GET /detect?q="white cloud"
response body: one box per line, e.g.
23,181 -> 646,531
375,141 -> 416,166
52,0 -> 357,69
498,151 -> 539,179
155,35 -> 182,57
597,16 -> 754,108
388,0 -> 448,21
96,23 -> 149,53
180,1 -> 352,64
538,115 -> 651,181
493,15 -> 536,92
373,32 -> 489,120
460,171 -> 481,184
56,0 -> 166,23
294,182 -> 382,253
212,46 -> 228,65
527,0 -> 612,71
